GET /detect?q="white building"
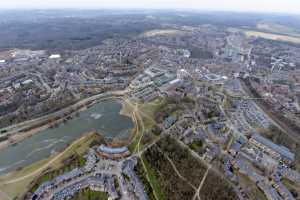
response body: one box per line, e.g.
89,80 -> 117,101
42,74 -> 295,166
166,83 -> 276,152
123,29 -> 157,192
22,79 -> 34,85
49,54 -> 61,59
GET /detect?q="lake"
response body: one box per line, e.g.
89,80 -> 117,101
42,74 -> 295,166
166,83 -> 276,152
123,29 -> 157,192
0,99 -> 133,174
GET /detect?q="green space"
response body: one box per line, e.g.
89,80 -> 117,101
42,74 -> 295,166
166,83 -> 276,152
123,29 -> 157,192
256,21 -> 300,38
142,157 -> 165,200
134,157 -> 164,200
128,96 -> 196,155
128,98 -> 165,153
70,188 -> 108,200
188,140 -> 203,152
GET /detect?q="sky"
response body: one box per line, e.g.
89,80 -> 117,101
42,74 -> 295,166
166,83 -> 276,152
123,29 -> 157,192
0,0 -> 300,14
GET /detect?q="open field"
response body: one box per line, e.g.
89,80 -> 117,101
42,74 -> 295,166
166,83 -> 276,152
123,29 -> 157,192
128,98 -> 165,153
244,30 -> 300,44
228,27 -> 300,44
138,97 -> 165,129
256,21 -> 300,38
141,29 -> 187,37
0,132 -> 101,200
70,188 -> 108,200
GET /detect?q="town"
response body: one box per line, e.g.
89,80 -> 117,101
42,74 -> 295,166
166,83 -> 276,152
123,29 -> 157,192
0,11 -> 300,200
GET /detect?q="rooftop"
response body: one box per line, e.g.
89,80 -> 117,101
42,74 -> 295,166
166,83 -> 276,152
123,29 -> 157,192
98,145 -> 129,154
49,54 -> 61,59
251,134 -> 295,161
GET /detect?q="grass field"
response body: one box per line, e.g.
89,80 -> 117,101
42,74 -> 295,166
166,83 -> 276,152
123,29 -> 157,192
228,27 -> 300,44
256,21 -> 300,38
128,98 -> 165,153
70,188 -> 108,200
142,29 -> 187,37
141,155 -> 166,200
244,30 -> 300,44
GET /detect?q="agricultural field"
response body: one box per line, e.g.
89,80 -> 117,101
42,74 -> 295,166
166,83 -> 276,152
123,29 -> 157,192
244,30 -> 300,44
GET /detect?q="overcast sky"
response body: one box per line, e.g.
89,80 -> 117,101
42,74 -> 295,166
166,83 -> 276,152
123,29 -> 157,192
1,0 -> 300,14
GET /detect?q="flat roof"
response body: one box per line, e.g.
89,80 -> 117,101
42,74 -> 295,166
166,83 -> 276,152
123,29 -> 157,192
98,145 -> 128,154
169,78 -> 181,85
49,54 -> 61,59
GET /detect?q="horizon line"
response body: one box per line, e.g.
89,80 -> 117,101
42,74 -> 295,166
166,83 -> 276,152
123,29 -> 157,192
0,8 -> 299,16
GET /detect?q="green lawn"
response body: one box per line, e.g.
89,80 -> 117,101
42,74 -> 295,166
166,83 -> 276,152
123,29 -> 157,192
141,156 -> 165,200
70,189 -> 108,200
188,140 -> 203,151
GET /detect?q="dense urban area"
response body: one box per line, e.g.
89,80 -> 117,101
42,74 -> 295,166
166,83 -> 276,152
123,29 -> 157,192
0,10 -> 300,200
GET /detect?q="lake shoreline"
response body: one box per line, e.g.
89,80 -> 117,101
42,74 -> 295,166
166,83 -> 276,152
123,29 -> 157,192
0,95 -> 135,152
0,97 -> 136,175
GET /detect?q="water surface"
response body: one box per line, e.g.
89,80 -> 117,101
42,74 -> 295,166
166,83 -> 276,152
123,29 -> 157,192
0,100 -> 133,174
